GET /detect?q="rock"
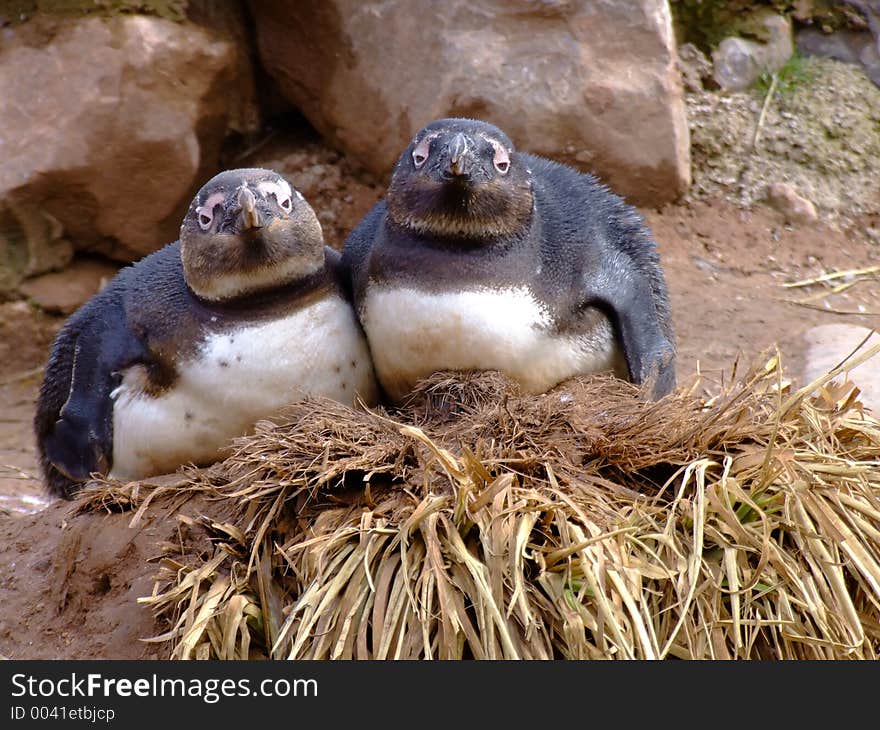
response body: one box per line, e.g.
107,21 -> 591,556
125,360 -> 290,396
0,204 -> 73,297
186,0 -> 263,136
713,12 -> 793,90
802,325 -> 880,414
713,38 -> 767,90
797,28 -> 866,65
845,0 -> 880,39
18,258 -> 120,315
859,39 -> 880,85
250,0 -> 690,206
678,42 -> 714,92
796,28 -> 880,87
765,182 -> 818,224
0,15 -> 249,263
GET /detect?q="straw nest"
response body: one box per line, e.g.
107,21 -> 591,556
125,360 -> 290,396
81,346 -> 880,660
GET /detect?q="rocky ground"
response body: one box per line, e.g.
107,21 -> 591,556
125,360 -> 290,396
687,56 -> 880,232
1,45 -> 879,656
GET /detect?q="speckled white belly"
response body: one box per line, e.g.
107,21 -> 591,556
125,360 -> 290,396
109,295 -> 378,480
362,285 -> 626,403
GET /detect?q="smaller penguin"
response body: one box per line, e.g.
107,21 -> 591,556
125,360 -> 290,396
342,118 -> 676,404
35,168 -> 378,499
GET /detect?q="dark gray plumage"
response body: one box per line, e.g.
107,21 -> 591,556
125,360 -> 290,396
342,118 -> 676,404
35,168 -> 377,499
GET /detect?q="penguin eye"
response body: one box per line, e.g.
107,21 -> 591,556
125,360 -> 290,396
491,142 -> 510,174
197,208 -> 213,230
412,136 -> 432,169
277,194 -> 292,212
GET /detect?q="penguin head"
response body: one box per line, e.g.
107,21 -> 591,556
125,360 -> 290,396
180,168 -> 324,302
386,118 -> 533,241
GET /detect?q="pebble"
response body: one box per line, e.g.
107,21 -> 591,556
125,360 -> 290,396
317,209 -> 337,225
18,258 -> 119,315
764,182 -> 818,224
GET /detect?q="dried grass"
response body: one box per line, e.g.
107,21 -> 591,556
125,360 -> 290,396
85,347 -> 880,660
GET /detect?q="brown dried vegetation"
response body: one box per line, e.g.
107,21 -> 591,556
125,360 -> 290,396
77,345 -> 880,660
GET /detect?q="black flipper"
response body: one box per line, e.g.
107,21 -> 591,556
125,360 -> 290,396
35,295 -> 147,498
34,314 -> 82,499
340,201 -> 387,298
339,204 -> 400,405
582,254 -> 676,400
524,153 -> 675,399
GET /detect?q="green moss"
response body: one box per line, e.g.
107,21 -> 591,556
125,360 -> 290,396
671,0 -> 769,50
754,51 -> 818,96
2,0 -> 188,23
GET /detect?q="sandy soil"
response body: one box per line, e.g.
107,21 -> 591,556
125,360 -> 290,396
0,133 -> 878,659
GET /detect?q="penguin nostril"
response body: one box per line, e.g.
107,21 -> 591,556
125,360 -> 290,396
449,161 -> 467,176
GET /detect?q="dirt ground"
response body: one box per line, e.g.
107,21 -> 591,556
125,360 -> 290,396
1,132 -> 878,659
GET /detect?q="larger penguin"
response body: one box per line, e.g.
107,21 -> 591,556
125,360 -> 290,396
35,168 -> 378,498
342,118 -> 676,405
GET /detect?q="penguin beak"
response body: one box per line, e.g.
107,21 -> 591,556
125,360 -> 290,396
237,186 -> 262,230
446,133 -> 471,178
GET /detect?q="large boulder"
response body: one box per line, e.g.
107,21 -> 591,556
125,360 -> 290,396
0,14 -> 253,269
250,0 -> 691,205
